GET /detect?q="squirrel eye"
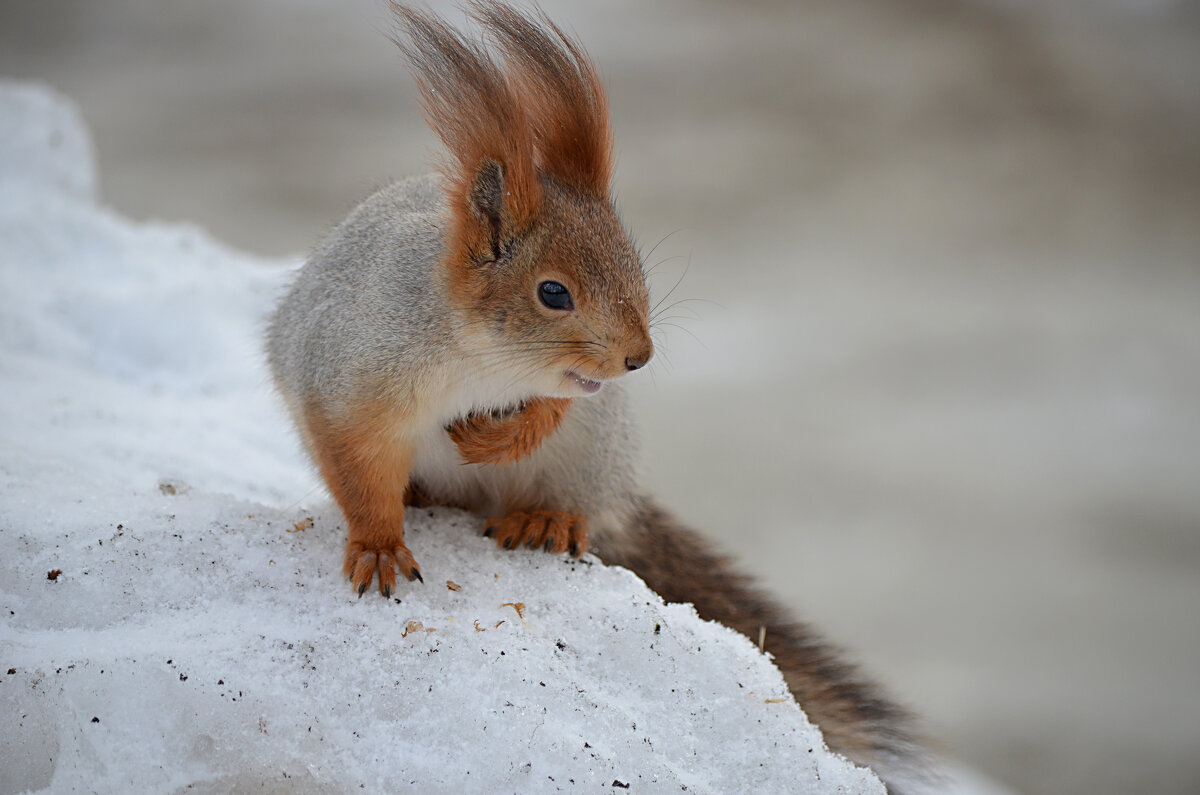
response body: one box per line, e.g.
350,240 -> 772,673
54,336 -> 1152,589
537,280 -> 574,311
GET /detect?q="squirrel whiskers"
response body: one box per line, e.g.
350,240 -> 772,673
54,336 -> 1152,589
266,3 -> 927,789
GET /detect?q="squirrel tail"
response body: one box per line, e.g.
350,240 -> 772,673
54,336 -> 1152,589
604,497 -> 932,793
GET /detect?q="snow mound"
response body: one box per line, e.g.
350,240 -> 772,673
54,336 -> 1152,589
0,83 -> 884,793
0,80 -> 96,203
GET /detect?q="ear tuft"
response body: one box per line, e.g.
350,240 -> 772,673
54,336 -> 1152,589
390,2 -> 541,236
390,1 -> 617,277
471,1 -> 613,196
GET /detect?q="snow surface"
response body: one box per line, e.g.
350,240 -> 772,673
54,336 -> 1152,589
0,82 -> 888,794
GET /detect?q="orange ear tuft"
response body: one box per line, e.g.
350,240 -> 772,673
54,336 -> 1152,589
391,2 -> 542,238
472,1 -> 613,196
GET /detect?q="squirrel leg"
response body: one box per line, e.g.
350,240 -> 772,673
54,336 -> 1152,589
448,397 -> 571,465
402,479 -> 435,508
304,402 -> 422,597
483,510 -> 588,558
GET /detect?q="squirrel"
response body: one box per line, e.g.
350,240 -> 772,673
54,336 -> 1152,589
266,2 -> 926,790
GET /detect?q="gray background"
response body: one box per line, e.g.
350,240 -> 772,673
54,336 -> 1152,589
3,1 -> 1198,793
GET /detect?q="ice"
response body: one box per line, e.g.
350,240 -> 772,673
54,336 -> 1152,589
0,83 -> 889,794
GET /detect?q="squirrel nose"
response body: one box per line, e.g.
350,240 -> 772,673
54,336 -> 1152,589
625,338 -> 654,372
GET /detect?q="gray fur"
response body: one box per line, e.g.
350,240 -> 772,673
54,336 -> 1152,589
264,3 -> 927,783
267,175 -> 450,415
266,171 -> 926,788
266,174 -> 645,545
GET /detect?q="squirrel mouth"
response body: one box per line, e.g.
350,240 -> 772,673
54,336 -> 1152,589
566,370 -> 604,395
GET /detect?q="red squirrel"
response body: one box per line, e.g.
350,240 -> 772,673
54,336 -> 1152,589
266,3 -> 926,789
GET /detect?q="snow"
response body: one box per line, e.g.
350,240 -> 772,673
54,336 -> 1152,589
0,83 -> 887,794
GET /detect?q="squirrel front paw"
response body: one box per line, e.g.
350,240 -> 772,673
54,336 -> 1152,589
344,540 -> 423,598
483,510 -> 588,558
448,397 -> 571,465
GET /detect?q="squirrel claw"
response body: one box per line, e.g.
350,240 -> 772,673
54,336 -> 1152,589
483,510 -> 588,558
344,541 -> 421,597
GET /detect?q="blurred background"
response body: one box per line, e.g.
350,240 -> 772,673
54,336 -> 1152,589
3,1 -> 1198,792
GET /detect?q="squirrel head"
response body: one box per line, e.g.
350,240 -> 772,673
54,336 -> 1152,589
394,1 -> 653,397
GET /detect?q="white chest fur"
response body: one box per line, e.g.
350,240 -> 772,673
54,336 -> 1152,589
407,356 -> 545,517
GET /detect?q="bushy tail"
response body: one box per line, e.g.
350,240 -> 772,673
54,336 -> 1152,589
604,497 -> 931,792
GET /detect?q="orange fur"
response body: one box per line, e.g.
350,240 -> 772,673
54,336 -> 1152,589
448,397 -> 572,465
471,2 -> 613,195
270,5 -> 923,784
392,2 -> 618,311
484,510 -> 588,557
303,400 -> 422,596
390,2 -> 543,303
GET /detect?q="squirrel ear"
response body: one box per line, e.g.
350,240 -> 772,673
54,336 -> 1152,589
468,159 -> 506,259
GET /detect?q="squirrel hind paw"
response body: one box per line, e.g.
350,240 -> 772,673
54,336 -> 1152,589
344,541 -> 422,598
483,510 -> 588,557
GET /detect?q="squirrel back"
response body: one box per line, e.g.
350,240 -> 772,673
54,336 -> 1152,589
267,2 -> 927,790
